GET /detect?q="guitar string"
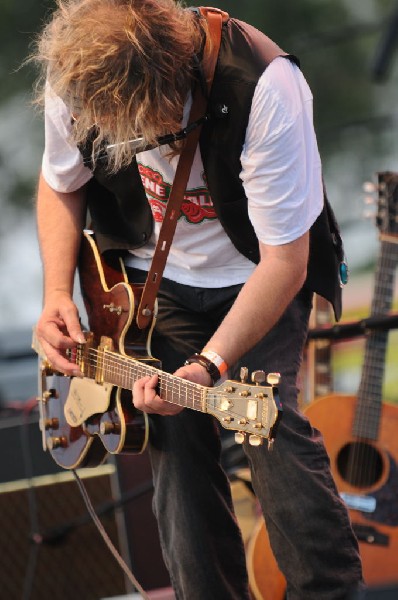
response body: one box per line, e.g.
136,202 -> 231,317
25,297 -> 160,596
87,348 -> 205,410
70,346 -> 277,434
350,239 -> 398,488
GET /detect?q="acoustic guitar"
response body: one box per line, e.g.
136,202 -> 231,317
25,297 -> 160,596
247,170 -> 398,595
305,171 -> 398,587
32,230 -> 283,470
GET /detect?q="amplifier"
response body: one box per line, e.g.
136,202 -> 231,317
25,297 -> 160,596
0,409 -> 170,597
0,465 -> 127,600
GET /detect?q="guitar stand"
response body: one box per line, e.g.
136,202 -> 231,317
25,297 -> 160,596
307,312 -> 398,341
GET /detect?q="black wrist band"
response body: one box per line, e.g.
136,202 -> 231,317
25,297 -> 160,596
184,353 -> 221,385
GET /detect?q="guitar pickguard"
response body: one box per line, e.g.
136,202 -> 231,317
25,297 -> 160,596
358,453 -> 398,527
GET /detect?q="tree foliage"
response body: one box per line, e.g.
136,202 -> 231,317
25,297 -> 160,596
0,0 -> 397,209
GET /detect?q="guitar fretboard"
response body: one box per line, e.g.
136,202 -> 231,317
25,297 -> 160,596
80,347 -> 206,412
354,239 -> 398,439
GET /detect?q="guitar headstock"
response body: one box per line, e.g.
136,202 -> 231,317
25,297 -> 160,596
206,370 -> 282,449
363,171 -> 398,239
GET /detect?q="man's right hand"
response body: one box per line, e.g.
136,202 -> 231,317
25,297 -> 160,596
35,290 -> 85,377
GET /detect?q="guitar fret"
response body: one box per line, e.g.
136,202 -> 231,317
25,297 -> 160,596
353,227 -> 398,439
97,350 -> 205,411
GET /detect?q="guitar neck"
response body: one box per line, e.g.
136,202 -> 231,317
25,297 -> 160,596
77,343 -> 281,443
85,347 -> 206,412
354,239 -> 398,438
300,295 -> 333,405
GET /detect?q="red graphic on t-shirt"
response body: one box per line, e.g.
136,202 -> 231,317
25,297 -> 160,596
181,200 -> 216,223
138,163 -> 216,224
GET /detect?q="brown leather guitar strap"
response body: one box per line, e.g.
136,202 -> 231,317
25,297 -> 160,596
136,7 -> 227,329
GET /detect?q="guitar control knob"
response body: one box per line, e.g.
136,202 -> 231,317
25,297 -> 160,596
100,421 -> 120,435
44,418 -> 59,431
235,432 -> 245,444
43,389 -> 59,401
42,390 -> 52,402
47,436 -> 67,450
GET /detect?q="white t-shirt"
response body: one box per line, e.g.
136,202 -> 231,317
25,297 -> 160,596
42,57 -> 323,287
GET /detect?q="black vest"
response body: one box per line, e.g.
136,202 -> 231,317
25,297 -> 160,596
82,15 -> 344,320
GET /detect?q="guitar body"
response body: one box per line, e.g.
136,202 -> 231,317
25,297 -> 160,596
41,370 -> 108,470
35,232 -> 282,470
78,232 -> 157,363
40,231 -> 153,469
305,393 -> 398,587
246,393 -> 398,597
246,518 -> 286,600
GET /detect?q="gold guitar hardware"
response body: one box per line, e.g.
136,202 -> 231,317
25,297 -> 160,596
219,398 -> 234,411
266,373 -> 281,386
100,421 -> 121,435
249,434 -> 263,446
252,370 -> 266,385
47,436 -> 68,450
222,416 -> 234,424
224,386 -> 235,393
44,418 -> 59,431
235,432 -> 245,444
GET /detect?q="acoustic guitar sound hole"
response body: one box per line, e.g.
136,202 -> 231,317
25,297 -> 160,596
336,442 -> 383,488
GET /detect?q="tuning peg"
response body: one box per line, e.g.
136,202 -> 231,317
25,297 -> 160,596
267,372 -> 280,385
249,434 -> 263,446
240,367 -> 248,383
235,432 -> 245,444
362,181 -> 377,194
362,181 -> 379,215
363,206 -> 377,220
252,370 -> 266,385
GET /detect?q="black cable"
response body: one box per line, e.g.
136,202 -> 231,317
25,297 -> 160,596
72,469 -> 151,600
31,478 -> 154,545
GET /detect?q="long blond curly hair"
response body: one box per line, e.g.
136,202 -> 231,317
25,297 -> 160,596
32,0 -> 206,171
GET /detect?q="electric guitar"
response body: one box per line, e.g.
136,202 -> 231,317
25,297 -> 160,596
32,230 -> 282,470
305,171 -> 398,587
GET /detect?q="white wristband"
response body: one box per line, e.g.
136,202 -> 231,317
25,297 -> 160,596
201,348 -> 228,375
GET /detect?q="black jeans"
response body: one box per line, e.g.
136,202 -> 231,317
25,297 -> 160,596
126,268 -> 363,600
